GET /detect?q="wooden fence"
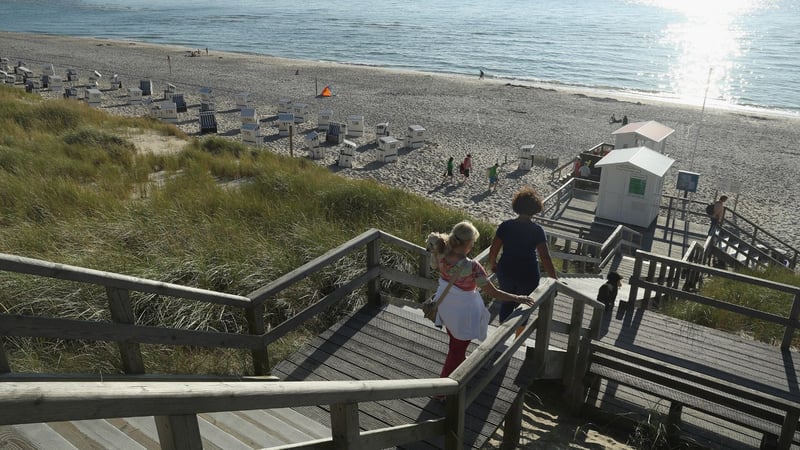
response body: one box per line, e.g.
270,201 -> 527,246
0,229 -> 603,450
627,250 -> 800,350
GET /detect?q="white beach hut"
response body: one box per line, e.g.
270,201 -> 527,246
85,88 -> 102,107
594,146 -> 675,228
292,103 -> 310,124
199,87 -> 214,102
278,113 -> 294,137
406,125 -> 425,149
318,109 -> 334,131
235,92 -> 251,109
519,144 -> 535,170
338,141 -> 356,168
375,122 -> 390,144
377,136 -> 400,163
611,120 -> 675,154
240,108 -> 258,125
277,98 -> 292,115
127,87 -> 142,105
161,102 -> 178,123
347,115 -> 365,137
241,122 -> 261,144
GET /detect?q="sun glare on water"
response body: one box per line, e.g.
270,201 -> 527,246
635,0 -> 771,106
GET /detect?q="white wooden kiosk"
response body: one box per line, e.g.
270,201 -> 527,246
594,146 -> 675,228
611,120 -> 675,154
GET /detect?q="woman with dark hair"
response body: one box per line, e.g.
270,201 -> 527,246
487,186 -> 558,328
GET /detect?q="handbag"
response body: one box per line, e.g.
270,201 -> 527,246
423,272 -> 457,323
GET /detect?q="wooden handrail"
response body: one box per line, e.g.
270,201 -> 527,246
0,378 -> 459,425
0,253 -> 252,307
628,250 -> 800,349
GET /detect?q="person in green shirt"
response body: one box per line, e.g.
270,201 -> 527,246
442,157 -> 454,184
488,163 -> 499,192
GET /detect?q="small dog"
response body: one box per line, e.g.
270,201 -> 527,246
426,232 -> 447,269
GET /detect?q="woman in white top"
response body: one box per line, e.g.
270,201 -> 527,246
427,221 -> 533,378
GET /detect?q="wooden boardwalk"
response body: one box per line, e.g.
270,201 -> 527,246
547,287 -> 800,449
272,303 -> 534,450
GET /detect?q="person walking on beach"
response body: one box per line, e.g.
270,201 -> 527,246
461,154 -> 473,183
622,115 -> 629,126
479,69 -> 485,80
488,186 -> 558,334
427,221 -> 533,379
442,157 -> 455,184
487,163 -> 499,192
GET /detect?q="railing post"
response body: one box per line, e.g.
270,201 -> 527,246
533,290 -> 555,377
627,252 -> 644,314
562,299 -> 585,390
106,287 -> 145,374
245,305 -> 270,376
0,338 -> 9,373
418,251 -> 432,303
330,402 -> 360,449
781,293 -> 800,350
155,415 -> 202,450
366,239 -> 381,306
444,389 -> 467,450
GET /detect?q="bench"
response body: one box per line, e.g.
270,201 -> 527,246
587,342 -> 800,449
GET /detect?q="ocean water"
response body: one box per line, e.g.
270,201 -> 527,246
1,0 -> 798,114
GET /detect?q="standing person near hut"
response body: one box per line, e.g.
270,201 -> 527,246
708,195 -> 728,235
461,154 -> 473,183
488,187 -> 558,333
427,221 -> 533,379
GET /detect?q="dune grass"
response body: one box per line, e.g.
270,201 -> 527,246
0,86 -> 484,376
662,266 -> 800,347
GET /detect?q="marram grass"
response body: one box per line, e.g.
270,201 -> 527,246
0,86 -> 478,375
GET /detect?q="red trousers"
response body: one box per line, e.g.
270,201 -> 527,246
440,329 -> 471,378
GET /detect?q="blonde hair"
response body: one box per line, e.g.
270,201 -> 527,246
426,221 -> 480,260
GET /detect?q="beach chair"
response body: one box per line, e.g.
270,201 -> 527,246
241,123 -> 260,144
377,136 -> 399,163
406,125 -> 426,149
318,109 -> 333,131
172,93 -> 187,113
346,115 -> 364,137
240,108 -> 258,125
199,111 -> 218,134
66,68 -> 79,83
326,122 -> 345,145
200,101 -> 216,112
278,113 -> 294,137
139,79 -> 153,96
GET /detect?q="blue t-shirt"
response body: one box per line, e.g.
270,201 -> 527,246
495,218 -> 547,281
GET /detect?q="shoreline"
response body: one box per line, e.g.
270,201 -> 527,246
3,31 -> 799,249
12,31 -> 800,120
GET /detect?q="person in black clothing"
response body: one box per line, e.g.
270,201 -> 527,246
597,272 -> 622,310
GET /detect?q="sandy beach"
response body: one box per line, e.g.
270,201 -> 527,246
4,32 -> 800,250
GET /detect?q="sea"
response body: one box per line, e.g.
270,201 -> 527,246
1,0 -> 798,116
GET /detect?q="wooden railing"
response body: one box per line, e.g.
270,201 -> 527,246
0,229 -> 602,449
545,224 -> 642,274
659,195 -> 798,270
627,250 -> 800,350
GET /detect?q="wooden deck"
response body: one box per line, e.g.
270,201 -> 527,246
272,303 -> 534,450
547,287 -> 800,449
